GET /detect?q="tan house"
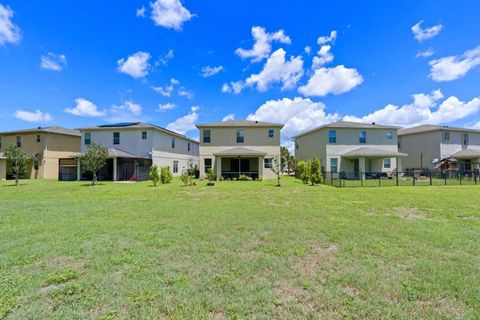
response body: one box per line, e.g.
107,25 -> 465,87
196,120 -> 283,180
0,126 -> 81,180
294,121 -> 407,179
398,124 -> 480,171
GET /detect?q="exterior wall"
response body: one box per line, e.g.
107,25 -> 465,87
399,131 -> 441,170
0,159 -> 6,180
295,130 -> 327,167
0,132 -> 47,155
440,131 -> 480,158
80,129 -> 153,157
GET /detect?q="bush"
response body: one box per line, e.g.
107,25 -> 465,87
160,166 -> 173,184
206,168 -> 215,181
149,165 -> 160,186
310,155 -> 323,185
180,170 -> 189,186
238,174 -> 253,181
297,161 -> 311,184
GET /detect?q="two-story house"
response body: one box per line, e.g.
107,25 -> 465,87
294,121 -> 407,179
0,126 -> 81,181
196,120 -> 283,180
398,124 -> 480,171
76,122 -> 199,181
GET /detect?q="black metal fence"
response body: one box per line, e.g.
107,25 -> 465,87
324,170 -> 480,187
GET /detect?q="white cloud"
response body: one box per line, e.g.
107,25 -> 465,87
200,65 -> 224,78
298,65 -> 363,97
304,46 -> 312,55
150,0 -> 194,30
411,20 -> 442,42
222,113 -> 235,121
152,78 -> 179,97
117,51 -> 151,79
40,53 -> 67,71
166,106 -> 199,134
235,26 -> 291,62
221,81 -> 244,95
178,87 -> 194,99
65,98 -> 106,117
111,101 -> 142,116
158,102 -> 176,111
136,6 -> 146,17
14,109 -> 52,123
244,48 -> 304,92
416,48 -> 435,58
317,30 -> 337,45
0,4 -> 21,46
343,89 -> 480,127
312,45 -> 334,69
429,45 -> 480,81
155,49 -> 174,66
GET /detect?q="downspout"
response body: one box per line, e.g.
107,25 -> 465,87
44,132 -> 48,179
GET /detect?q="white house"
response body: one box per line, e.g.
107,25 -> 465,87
76,122 -> 199,181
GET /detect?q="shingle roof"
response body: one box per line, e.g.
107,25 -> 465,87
398,124 -> 480,136
213,147 -> 268,156
450,148 -> 480,160
0,126 -> 81,137
106,148 -> 151,159
293,121 -> 400,138
341,147 -> 407,158
196,120 -> 283,128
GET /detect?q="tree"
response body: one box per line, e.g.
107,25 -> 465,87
4,145 -> 29,186
280,146 -> 290,173
160,166 -> 173,184
79,142 -> 108,186
271,155 -> 282,187
149,165 -> 160,186
297,161 -> 311,184
309,155 -> 322,185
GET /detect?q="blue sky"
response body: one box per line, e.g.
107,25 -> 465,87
1,1 -> 480,143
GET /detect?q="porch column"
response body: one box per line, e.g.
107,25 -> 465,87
216,156 -> 222,179
396,157 -> 402,172
76,158 -> 81,181
258,156 -> 264,180
113,157 -> 118,181
359,157 -> 366,180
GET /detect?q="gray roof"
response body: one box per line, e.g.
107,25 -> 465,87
293,121 -> 400,138
0,126 -> 80,137
213,147 -> 268,156
107,148 -> 151,159
450,148 -> 480,160
399,124 -> 480,136
196,120 -> 284,128
76,122 -> 198,143
342,147 -> 408,158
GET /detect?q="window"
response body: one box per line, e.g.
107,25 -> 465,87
0,137 -> 2,149
203,130 -> 211,143
296,140 -> 299,150
171,138 -> 175,148
330,158 -> 338,173
462,133 -> 469,147
384,158 -> 391,169
359,131 -> 366,144
113,132 -> 120,145
328,130 -> 336,143
34,160 -> 39,170
84,132 -> 91,145
264,158 -> 273,168
188,142 -> 191,152
204,158 -> 212,172
236,129 -> 244,143
173,161 -> 179,173
268,129 -> 274,138
16,136 -> 21,147
386,131 -> 393,140
443,132 -> 450,142
142,131 -> 147,140
36,135 -> 41,143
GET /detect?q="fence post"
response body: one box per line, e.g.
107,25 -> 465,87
460,173 -> 462,186
413,175 -> 415,186
430,172 -> 432,186
361,171 -> 363,187
379,174 -> 381,187
444,171 -> 447,186
330,172 -> 333,186
396,170 -> 399,187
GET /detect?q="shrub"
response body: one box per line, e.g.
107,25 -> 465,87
149,165 -> 160,186
206,168 -> 215,181
309,155 -> 323,185
180,170 -> 189,186
160,166 -> 173,184
238,174 -> 252,181
297,161 -> 311,184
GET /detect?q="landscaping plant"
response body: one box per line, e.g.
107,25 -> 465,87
149,165 -> 160,187
79,142 -> 109,186
4,145 -> 29,186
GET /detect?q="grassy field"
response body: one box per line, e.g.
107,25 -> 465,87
1,177 -> 479,319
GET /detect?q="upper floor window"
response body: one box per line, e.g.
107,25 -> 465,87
296,140 -> 299,150
188,142 -> 191,152
359,131 -> 366,144
0,137 -> 2,149
16,136 -> 21,148
462,133 -> 469,147
36,134 -> 41,143
142,131 -> 147,140
236,129 -> 244,143
268,129 -> 274,138
443,132 -> 450,142
113,132 -> 120,145
386,131 -> 393,140
84,132 -> 91,145
203,130 -> 211,143
171,138 -> 175,148
328,130 -> 336,144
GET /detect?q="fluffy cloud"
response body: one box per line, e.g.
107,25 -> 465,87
65,98 -> 106,117
317,30 -> 337,45
178,87 -> 194,99
343,90 -> 480,126
221,81 -> 244,94
411,20 -> 442,42
152,78 -> 179,97
200,65 -> 224,78
222,113 -> 235,121
429,45 -> 480,81
158,102 -> 176,111
166,106 -> 199,134
111,101 -> 142,116
155,49 -> 174,66
117,51 -> 151,79
14,109 -> 52,123
298,65 -> 363,97
136,6 -> 146,17
150,0 -> 194,30
40,53 -> 67,71
312,44 -> 334,69
0,4 -> 21,45
416,48 -> 435,58
235,26 -> 291,62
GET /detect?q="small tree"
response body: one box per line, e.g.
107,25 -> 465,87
271,156 -> 282,187
79,142 -> 108,186
280,146 -> 290,173
180,170 -> 190,186
160,166 -> 173,184
4,145 -> 29,186
297,161 -> 311,184
309,155 -> 322,185
149,165 -> 160,186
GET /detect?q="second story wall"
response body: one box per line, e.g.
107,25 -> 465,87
0,132 -> 47,155
152,131 -> 199,157
199,127 -> 281,147
440,130 -> 480,158
80,129 -> 153,157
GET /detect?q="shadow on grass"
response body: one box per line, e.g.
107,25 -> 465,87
3,184 -> 28,187
80,183 -> 107,187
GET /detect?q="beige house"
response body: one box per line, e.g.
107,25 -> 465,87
294,121 -> 407,179
399,125 -> 480,171
0,126 -> 81,180
196,120 -> 283,180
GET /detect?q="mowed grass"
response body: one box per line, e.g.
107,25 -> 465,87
1,177 -> 479,319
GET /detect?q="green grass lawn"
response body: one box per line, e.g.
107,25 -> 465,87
1,177 -> 479,319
